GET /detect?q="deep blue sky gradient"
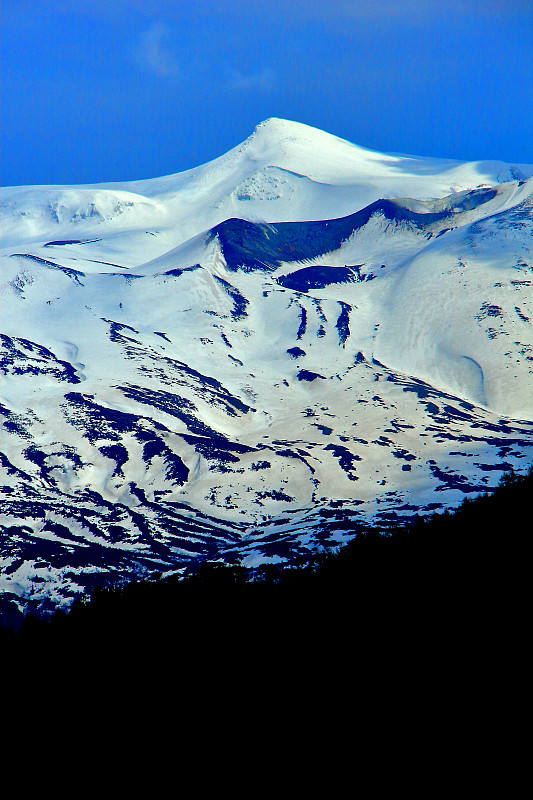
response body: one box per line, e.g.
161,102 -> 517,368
2,0 -> 532,186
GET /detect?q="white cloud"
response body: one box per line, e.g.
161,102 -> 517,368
136,21 -> 178,78
226,67 -> 275,92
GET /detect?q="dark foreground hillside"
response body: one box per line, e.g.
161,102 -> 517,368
2,466 -> 530,675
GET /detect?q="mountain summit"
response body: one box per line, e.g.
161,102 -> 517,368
1,120 -> 532,624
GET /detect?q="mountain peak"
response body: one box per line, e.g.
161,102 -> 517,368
253,117 -> 318,135
249,116 -> 359,151
233,117 -> 401,188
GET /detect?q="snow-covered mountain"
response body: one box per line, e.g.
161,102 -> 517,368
2,118 -> 532,623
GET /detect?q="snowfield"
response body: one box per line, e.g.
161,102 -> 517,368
1,118 -> 532,622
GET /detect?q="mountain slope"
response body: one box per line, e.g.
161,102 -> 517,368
1,119 -> 532,624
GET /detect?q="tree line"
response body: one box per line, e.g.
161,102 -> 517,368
2,465 -> 531,672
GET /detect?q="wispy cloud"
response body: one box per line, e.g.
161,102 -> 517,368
226,67 -> 275,92
136,21 -> 178,78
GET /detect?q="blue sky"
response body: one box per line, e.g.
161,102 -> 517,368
2,0 -> 532,186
